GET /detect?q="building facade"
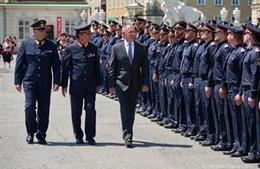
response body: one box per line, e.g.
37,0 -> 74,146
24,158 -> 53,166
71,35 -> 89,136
183,0 -> 252,23
0,0 -> 90,42
251,0 -> 260,25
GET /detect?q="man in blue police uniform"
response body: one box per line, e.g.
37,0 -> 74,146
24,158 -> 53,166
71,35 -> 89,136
220,25 -> 246,157
134,17 -> 146,43
61,23 -> 101,145
14,19 -> 60,144
197,23 -> 218,146
210,22 -> 232,151
90,20 -> 103,49
240,23 -> 260,163
180,23 -> 199,137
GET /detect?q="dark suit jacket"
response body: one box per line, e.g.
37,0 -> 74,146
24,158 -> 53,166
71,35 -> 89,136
61,41 -> 101,95
108,41 -> 149,92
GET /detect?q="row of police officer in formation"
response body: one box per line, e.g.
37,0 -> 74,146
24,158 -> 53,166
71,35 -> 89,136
91,17 -> 260,163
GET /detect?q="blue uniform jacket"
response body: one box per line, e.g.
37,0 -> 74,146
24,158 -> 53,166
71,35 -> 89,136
14,39 -> 60,91
61,41 -> 101,95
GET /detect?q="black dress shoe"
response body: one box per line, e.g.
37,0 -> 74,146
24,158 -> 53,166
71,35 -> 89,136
124,134 -> 133,148
157,119 -> 168,126
76,138 -> 84,144
211,144 -> 229,151
200,139 -> 213,146
86,138 -> 96,145
151,116 -> 161,122
241,153 -> 258,163
174,127 -> 186,133
148,114 -> 156,119
26,135 -> 34,144
143,111 -> 151,117
164,122 -> 175,129
194,135 -> 206,141
230,151 -> 243,157
38,139 -> 47,145
223,148 -> 237,155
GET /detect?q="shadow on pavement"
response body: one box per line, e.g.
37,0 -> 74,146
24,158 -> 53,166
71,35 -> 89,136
45,140 -> 192,148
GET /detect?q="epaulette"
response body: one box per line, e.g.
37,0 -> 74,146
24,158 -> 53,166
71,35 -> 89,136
224,44 -> 229,48
210,42 -> 216,46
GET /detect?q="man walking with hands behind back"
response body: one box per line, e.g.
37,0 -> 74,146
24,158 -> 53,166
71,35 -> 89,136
108,24 -> 149,148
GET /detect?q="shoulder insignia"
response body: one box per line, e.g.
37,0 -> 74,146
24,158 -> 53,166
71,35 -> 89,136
224,44 -> 229,48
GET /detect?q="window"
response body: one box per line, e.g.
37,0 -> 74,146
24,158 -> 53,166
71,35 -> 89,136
18,20 -> 30,40
248,0 -> 253,6
231,0 -> 240,6
197,0 -> 206,5
64,20 -> 75,35
214,0 -> 223,5
214,15 -> 222,22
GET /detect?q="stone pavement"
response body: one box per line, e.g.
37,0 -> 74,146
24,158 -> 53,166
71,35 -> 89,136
0,61 -> 258,169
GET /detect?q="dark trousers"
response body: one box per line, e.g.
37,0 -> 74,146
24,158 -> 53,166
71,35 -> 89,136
194,78 -> 203,134
228,86 -> 244,152
243,90 -> 257,154
116,86 -> 138,137
256,100 -> 260,158
166,75 -> 174,121
159,76 -> 168,119
214,84 -> 228,145
70,91 -> 96,139
173,74 -> 186,127
182,77 -> 196,132
24,86 -> 51,139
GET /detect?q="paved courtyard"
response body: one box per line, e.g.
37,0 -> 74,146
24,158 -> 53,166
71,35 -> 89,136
0,61 -> 258,169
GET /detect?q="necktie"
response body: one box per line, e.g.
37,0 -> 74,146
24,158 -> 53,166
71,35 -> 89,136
128,43 -> 133,64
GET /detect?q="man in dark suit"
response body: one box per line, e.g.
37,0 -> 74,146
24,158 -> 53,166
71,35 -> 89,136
61,24 -> 101,145
108,25 -> 149,148
14,19 -> 60,144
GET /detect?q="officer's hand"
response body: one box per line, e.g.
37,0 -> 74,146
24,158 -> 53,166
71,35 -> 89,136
188,82 -> 194,89
219,87 -> 226,99
248,97 -> 256,108
96,86 -> 100,93
234,94 -> 242,106
180,81 -> 183,88
152,73 -> 158,82
170,80 -> 174,86
205,86 -> 212,98
109,87 -> 116,95
53,84 -> 59,92
62,88 -> 67,97
142,85 -> 149,92
15,85 -> 22,92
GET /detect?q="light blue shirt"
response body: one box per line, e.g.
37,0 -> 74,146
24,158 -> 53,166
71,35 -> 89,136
124,40 -> 135,60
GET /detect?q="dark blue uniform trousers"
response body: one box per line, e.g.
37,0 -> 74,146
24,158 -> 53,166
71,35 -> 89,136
194,77 -> 203,135
214,84 -> 228,145
243,90 -> 257,155
70,91 -> 96,140
173,73 -> 186,128
24,86 -> 51,139
166,75 -> 175,122
182,77 -> 196,132
159,76 -> 168,119
228,86 -> 244,152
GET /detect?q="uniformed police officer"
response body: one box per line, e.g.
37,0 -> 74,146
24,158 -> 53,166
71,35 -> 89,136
14,19 -> 61,144
220,26 -> 246,157
210,22 -> 232,151
61,23 -> 101,145
240,23 -> 260,163
180,23 -> 199,137
91,20 -> 103,49
197,23 -> 218,146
